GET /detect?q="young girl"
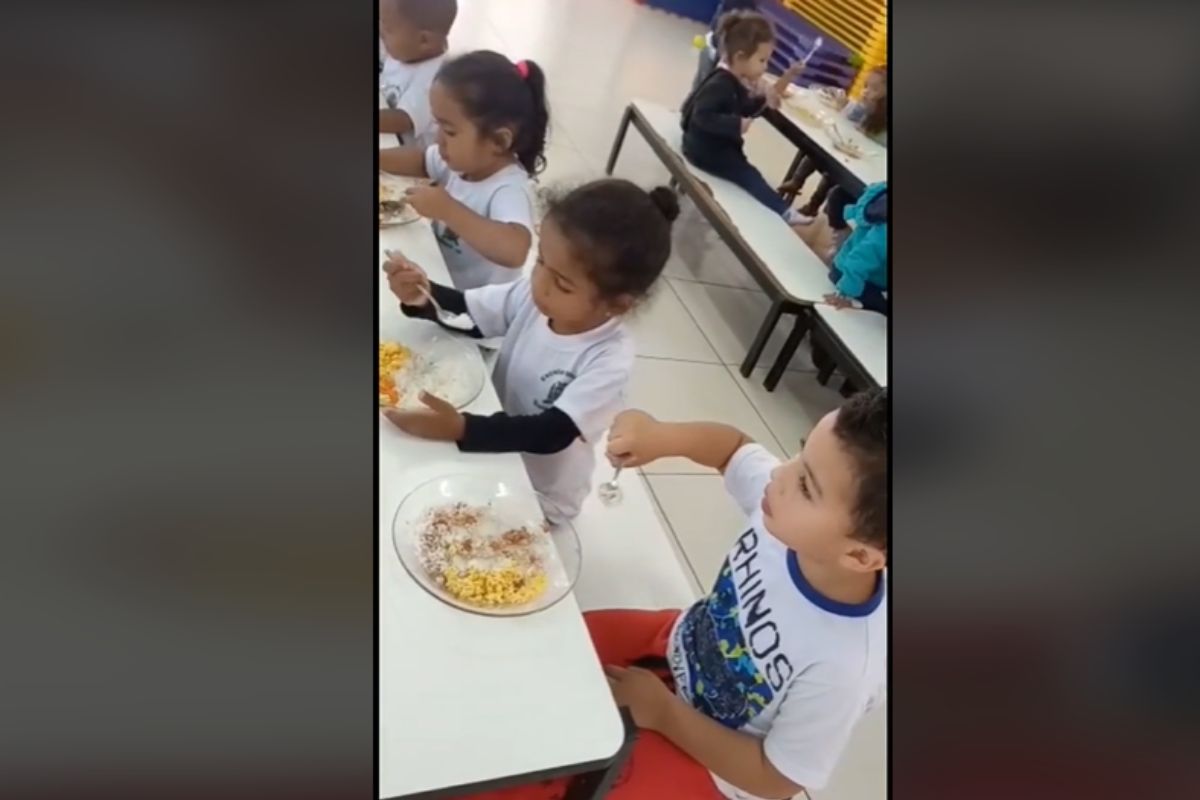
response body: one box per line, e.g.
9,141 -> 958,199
379,50 -> 547,290
781,65 -> 889,217
690,0 -> 760,91
382,179 -> 680,523
681,11 -> 806,223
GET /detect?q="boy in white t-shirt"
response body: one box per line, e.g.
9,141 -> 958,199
599,389 -> 887,800
453,390 -> 888,800
379,0 -> 457,149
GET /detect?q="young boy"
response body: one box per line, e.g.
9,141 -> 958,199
468,390 -> 888,800
378,0 -> 457,148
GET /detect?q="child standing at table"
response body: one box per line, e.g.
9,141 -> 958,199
380,50 -> 545,290
381,179 -> 679,524
378,0 -> 458,149
681,11 -> 807,224
459,389 -> 888,800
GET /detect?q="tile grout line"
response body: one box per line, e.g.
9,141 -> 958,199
638,470 -> 705,598
664,279 -> 800,456
635,353 -> 818,374
663,276 -> 816,376
663,272 -> 767,293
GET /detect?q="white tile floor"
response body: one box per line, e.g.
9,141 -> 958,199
448,3 -> 883,798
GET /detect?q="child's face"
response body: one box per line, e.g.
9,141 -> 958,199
529,217 -> 626,334
760,409 -> 885,573
379,1 -> 439,63
430,81 -> 513,176
862,72 -> 886,105
731,41 -> 773,83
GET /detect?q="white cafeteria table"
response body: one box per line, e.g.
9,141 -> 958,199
764,86 -> 888,193
377,131 -> 629,800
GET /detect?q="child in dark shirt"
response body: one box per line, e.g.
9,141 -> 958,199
680,11 -> 805,224
690,0 -> 760,90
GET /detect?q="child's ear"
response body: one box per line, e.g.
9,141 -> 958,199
843,542 -> 886,573
605,293 -> 636,318
491,126 -> 515,155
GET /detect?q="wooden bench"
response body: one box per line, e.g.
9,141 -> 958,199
767,304 -> 888,391
605,99 -> 834,376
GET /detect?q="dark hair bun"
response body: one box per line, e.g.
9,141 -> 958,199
648,186 -> 681,223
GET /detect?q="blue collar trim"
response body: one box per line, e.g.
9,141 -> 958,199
787,550 -> 884,617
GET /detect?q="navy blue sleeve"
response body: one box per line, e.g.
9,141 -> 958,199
458,407 -> 581,455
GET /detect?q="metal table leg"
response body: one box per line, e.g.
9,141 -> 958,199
765,311 -> 811,391
604,106 -> 635,176
741,298 -> 786,377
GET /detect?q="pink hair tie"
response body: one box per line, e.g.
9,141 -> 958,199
514,59 -> 529,80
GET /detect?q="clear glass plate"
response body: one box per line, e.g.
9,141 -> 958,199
392,474 -> 583,617
379,324 -> 485,410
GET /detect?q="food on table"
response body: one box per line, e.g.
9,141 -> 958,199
379,341 -> 413,406
379,181 -> 411,223
833,139 -> 864,158
416,502 -> 549,608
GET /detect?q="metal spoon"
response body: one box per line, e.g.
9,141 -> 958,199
598,466 -> 624,505
416,286 -> 476,332
382,249 -> 475,332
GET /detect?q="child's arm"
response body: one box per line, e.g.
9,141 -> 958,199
382,395 -> 581,454
689,80 -> 746,141
379,146 -> 429,177
379,109 -> 415,136
607,410 -> 750,473
406,185 -> 532,270
608,667 -> 802,800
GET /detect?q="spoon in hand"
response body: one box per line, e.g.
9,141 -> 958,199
598,465 -> 624,505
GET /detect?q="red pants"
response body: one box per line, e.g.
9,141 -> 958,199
465,610 -> 724,800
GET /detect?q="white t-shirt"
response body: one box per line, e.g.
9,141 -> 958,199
379,54 -> 444,149
465,279 -> 634,522
667,444 -> 887,798
425,146 -> 534,291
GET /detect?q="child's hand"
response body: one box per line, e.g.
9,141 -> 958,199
405,184 -> 456,221
783,59 -> 807,79
607,409 -> 664,468
382,391 -> 465,441
823,293 -> 859,309
383,250 -> 430,306
604,665 -> 676,732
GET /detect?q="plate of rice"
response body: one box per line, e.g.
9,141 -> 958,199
378,324 -> 485,410
392,474 -> 582,616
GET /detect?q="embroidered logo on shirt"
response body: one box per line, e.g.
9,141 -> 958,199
534,369 -> 575,410
434,223 -> 463,254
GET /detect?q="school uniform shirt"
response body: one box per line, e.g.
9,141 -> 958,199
379,54 -> 445,149
464,278 -> 634,523
667,443 -> 887,799
425,146 -> 534,291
